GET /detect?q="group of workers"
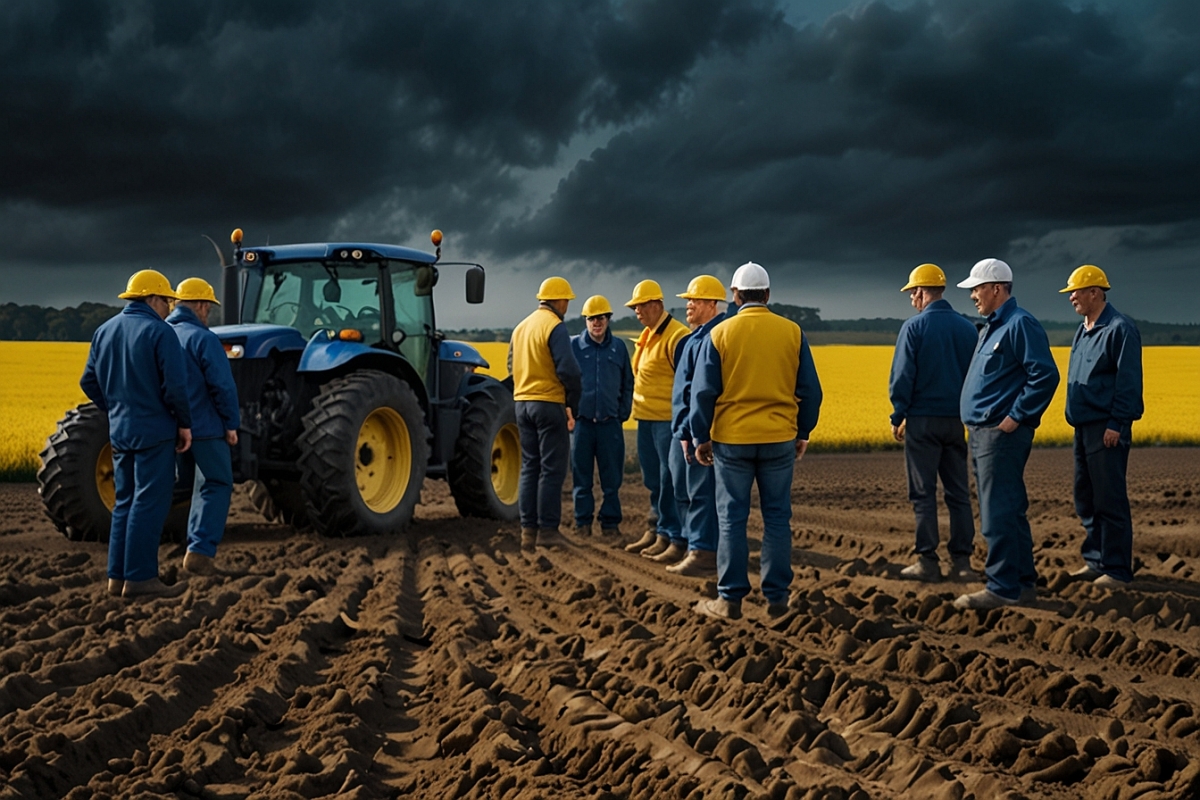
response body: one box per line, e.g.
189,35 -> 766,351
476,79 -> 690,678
511,257 -> 1143,617
81,270 -> 238,600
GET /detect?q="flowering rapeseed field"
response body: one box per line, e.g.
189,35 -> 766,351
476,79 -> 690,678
2,340 -> 1196,480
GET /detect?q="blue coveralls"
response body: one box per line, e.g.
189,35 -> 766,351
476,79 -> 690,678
1066,303 -> 1143,582
669,311 -> 727,554
81,302 -> 192,583
570,328 -> 633,529
168,304 -> 241,558
960,297 -> 1059,601
888,299 -> 979,562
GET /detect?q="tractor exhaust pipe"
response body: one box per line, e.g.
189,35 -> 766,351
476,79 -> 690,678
204,230 -> 242,324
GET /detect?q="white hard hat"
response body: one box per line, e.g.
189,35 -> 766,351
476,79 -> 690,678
957,258 -> 1013,289
730,261 -> 770,290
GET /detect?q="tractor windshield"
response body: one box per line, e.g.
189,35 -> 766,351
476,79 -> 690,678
252,261 -> 385,341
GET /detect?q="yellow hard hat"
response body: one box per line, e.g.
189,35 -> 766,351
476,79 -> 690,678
174,277 -> 221,304
625,279 -> 664,307
536,276 -> 576,301
1060,264 -> 1111,293
900,263 -> 946,291
581,295 -> 613,317
677,275 -> 726,302
118,269 -> 178,300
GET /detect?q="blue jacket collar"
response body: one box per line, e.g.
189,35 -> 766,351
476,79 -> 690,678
987,296 -> 1018,325
166,304 -> 204,327
123,301 -> 163,321
924,298 -> 953,313
581,328 -> 612,348
1087,302 -> 1117,331
697,311 -> 726,335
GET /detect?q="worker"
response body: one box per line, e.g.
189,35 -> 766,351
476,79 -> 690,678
80,269 -> 192,600
167,277 -> 241,576
1060,265 -> 1143,587
953,259 -> 1059,610
665,275 -> 729,577
508,277 -> 582,549
690,262 -> 823,620
570,295 -> 634,536
622,279 -> 691,563
888,264 -> 980,583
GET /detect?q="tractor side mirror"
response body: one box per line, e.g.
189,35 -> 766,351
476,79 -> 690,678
414,265 -> 437,297
465,265 -> 485,304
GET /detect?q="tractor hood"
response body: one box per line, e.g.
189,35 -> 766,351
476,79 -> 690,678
212,323 -> 307,358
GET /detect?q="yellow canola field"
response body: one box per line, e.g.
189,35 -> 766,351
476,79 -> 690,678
2,342 -> 1196,478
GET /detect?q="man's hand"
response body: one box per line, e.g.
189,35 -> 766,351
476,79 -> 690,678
891,420 -> 906,443
566,407 -> 575,433
695,440 -> 713,466
796,439 -> 809,459
998,416 -> 1019,433
225,429 -> 239,446
176,428 -> 192,453
680,439 -> 694,464
1103,428 -> 1120,448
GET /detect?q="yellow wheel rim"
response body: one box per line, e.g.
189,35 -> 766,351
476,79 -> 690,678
96,443 -> 115,512
356,407 -> 412,514
491,422 -> 520,505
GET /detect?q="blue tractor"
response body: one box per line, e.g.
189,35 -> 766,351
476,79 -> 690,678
38,229 -> 521,540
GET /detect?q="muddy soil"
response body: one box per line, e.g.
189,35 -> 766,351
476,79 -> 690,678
1,448 -> 1198,800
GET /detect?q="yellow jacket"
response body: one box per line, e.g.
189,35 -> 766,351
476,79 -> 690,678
509,305 -> 582,408
631,311 -> 690,421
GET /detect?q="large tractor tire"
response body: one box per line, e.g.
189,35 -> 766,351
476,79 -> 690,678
249,479 -> 312,530
297,371 -> 430,537
448,387 -> 520,520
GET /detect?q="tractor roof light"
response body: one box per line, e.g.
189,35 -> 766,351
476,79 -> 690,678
231,228 -> 244,245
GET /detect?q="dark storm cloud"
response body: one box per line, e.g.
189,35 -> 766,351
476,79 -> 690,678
502,0 -> 1200,272
0,0 -> 777,262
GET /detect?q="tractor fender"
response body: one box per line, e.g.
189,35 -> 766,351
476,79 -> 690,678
212,323 -> 307,357
299,336 -> 429,410
439,340 -> 490,371
454,372 -> 511,405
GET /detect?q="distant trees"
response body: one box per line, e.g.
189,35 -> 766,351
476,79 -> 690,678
0,303 -> 121,341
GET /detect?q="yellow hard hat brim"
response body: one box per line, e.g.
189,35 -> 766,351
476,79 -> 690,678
118,289 -> 180,300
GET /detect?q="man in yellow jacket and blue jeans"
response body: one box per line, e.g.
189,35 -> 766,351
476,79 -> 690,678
691,262 -> 823,620
509,277 -> 582,549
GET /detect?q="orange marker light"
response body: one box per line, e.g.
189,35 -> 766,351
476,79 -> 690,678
431,229 -> 443,247
338,329 -> 364,342
231,228 -> 244,245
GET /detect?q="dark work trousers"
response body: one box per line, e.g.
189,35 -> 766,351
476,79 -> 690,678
969,425 -> 1037,602
109,441 -> 176,583
516,400 -> 570,530
177,437 -> 234,558
1074,422 -> 1134,582
904,416 -> 975,561
637,420 -> 683,542
670,441 -> 718,553
571,418 -> 625,528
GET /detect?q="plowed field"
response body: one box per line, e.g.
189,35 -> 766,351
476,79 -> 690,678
2,448 -> 1199,799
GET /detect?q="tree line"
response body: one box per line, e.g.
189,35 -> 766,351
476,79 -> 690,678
0,303 -> 122,342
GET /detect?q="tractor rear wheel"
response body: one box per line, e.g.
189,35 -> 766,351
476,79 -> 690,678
38,404 -> 115,542
298,371 -> 429,537
249,479 -> 312,530
448,387 -> 520,520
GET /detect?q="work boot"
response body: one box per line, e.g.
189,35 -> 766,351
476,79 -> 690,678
624,529 -> 658,553
520,528 -> 538,551
122,577 -> 188,601
899,555 -> 942,583
694,597 -> 742,621
183,551 -> 217,576
537,527 -> 564,548
573,522 -> 593,537
1070,564 -> 1101,580
1019,586 -> 1038,605
1094,574 -> 1132,589
640,536 -> 671,559
649,541 -> 687,564
665,549 -> 717,577
947,556 -> 977,582
600,526 -> 621,537
107,579 -> 124,597
952,589 -> 1017,610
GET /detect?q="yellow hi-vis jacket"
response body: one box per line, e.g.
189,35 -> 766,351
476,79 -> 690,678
631,310 -> 690,421
509,305 -> 582,409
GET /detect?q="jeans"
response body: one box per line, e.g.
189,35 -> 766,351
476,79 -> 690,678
969,425 -> 1036,601
671,441 -> 718,552
1074,422 -> 1134,582
713,441 -> 796,604
904,416 -> 975,560
109,441 -> 176,583
637,420 -> 682,541
177,437 -> 234,557
572,418 -> 625,528
517,401 -> 570,529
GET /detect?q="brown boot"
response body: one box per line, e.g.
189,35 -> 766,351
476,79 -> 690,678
107,579 -> 124,597
537,527 -> 564,548
624,529 -> 658,553
649,541 -> 687,563
183,551 -> 217,576
520,528 -> 537,551
122,577 -> 188,601
573,522 -> 593,537
640,536 -> 671,559
666,549 -> 717,576
694,597 -> 742,620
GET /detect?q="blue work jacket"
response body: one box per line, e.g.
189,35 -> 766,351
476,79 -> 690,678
571,328 -> 633,422
888,299 -> 979,425
671,311 -> 727,442
80,301 -> 192,451
167,305 -> 241,439
1065,303 -> 1143,431
959,297 -> 1059,428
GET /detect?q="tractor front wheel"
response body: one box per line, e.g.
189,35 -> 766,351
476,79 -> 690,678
38,404 -> 115,542
448,387 -> 520,520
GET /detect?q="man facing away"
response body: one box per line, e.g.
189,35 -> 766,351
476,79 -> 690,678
167,277 -> 241,576
622,280 -> 690,561
953,258 -> 1059,610
1060,265 -> 1143,587
570,295 -> 633,536
80,269 -> 192,600
508,277 -> 583,549
888,263 -> 980,583
690,262 -> 823,620
665,275 -> 730,577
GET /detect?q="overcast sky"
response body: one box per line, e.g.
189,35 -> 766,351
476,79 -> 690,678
2,0 -> 1197,327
